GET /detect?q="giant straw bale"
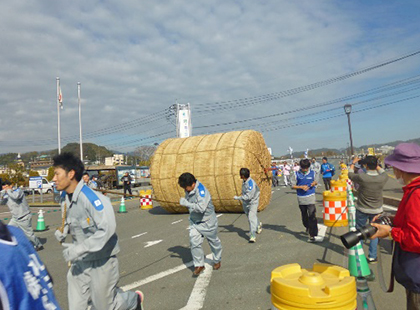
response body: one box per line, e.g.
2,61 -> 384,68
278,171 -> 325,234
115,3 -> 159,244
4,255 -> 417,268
150,130 -> 272,213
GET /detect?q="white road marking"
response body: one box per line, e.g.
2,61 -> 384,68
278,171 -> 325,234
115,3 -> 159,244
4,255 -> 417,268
179,259 -> 213,310
216,214 -> 223,218
131,232 -> 148,239
144,240 -> 163,248
172,219 -> 183,224
121,254 -> 212,291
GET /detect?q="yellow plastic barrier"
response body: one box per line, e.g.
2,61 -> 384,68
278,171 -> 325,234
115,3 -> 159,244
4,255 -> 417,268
330,180 -> 347,192
271,263 -> 356,309
339,173 -> 348,181
140,189 -> 153,210
323,191 -> 348,227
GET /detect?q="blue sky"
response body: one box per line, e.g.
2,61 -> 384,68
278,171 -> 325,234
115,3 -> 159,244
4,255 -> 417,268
0,0 -> 419,156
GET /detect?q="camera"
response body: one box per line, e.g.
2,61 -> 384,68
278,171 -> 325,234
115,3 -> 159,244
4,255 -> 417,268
340,215 -> 392,249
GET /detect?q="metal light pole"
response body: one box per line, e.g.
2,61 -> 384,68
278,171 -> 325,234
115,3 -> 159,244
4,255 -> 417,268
344,104 -> 354,156
56,77 -> 61,154
78,82 -> 83,160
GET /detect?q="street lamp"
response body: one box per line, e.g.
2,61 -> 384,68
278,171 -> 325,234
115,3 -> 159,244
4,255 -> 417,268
344,104 -> 354,157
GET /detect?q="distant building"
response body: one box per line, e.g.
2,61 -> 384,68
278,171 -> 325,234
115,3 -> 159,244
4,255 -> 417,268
30,160 -> 53,177
0,165 -> 8,174
378,145 -> 395,155
15,153 -> 25,167
105,154 -> 125,166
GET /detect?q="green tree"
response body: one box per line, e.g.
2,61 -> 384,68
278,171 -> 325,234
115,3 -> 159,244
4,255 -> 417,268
47,166 -> 55,181
0,153 -> 18,166
28,170 -> 40,177
0,173 -> 10,183
7,163 -> 26,186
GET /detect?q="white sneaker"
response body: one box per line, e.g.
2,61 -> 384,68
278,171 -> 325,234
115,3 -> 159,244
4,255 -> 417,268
249,235 -> 256,243
308,236 -> 323,243
257,222 -> 263,234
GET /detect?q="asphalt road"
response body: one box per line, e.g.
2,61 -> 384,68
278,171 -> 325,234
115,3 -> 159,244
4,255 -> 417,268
0,177 -> 405,310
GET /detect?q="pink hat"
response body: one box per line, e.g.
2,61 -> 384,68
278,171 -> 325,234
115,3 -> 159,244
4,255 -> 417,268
385,143 -> 420,174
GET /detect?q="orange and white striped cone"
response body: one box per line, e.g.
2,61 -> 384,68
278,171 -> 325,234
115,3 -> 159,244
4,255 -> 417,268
323,198 -> 348,227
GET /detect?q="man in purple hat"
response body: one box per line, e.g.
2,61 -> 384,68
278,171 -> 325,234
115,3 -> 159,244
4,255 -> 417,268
371,143 -> 420,310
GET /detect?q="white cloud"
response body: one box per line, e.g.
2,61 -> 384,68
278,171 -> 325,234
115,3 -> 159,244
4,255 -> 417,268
0,0 -> 419,155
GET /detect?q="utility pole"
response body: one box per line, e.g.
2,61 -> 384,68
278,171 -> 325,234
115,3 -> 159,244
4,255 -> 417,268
344,104 -> 354,156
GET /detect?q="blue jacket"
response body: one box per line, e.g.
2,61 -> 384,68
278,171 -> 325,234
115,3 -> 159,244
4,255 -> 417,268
321,163 -> 335,178
0,226 -> 61,309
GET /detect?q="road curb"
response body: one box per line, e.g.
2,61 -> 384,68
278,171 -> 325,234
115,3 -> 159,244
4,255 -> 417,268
383,195 -> 401,208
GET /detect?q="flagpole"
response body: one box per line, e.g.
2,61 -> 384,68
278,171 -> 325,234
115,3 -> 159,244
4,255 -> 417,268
78,82 -> 83,161
56,77 -> 61,154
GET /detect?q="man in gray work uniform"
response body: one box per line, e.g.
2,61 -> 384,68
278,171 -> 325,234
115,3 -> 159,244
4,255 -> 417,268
234,168 -> 263,243
178,172 -> 222,277
0,180 -> 43,251
52,152 -> 144,310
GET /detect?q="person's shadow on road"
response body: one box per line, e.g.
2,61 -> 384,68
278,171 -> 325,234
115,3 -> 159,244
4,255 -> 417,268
167,245 -> 193,265
218,224 -> 249,241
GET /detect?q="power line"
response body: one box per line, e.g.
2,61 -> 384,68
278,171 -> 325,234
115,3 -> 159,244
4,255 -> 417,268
0,108 -> 171,146
194,79 -> 420,130
192,49 -> 420,115
194,93 -> 420,135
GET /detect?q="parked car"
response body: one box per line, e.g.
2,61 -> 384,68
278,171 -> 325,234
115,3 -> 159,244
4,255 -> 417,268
27,178 -> 54,194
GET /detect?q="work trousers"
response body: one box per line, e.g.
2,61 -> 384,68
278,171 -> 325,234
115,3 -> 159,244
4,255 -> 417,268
243,202 -> 259,236
299,204 -> 318,237
407,290 -> 420,310
189,222 -> 222,267
9,213 -> 43,248
67,256 -> 138,310
284,175 -> 290,186
123,185 -> 132,196
323,177 -> 332,190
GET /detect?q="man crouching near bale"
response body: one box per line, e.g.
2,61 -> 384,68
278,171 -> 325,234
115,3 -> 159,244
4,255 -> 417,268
178,172 -> 222,276
52,152 -> 144,310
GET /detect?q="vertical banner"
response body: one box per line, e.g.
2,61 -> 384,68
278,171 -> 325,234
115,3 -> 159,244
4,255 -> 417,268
177,103 -> 192,138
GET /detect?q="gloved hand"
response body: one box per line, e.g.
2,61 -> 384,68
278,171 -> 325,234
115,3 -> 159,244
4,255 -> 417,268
54,225 -> 69,242
179,197 -> 189,207
62,243 -> 80,263
233,196 -> 241,200
55,229 -> 65,243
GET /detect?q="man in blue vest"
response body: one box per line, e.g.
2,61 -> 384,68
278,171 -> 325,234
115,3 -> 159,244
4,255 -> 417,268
320,157 -> 335,191
179,173 -> 222,276
52,153 -> 144,310
291,159 -> 321,242
234,168 -> 263,243
0,220 -> 61,309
